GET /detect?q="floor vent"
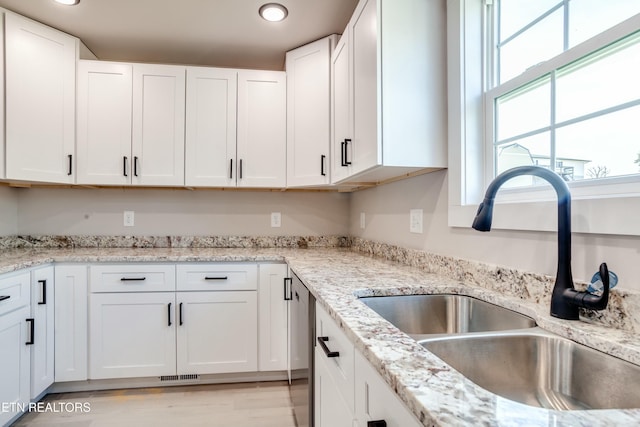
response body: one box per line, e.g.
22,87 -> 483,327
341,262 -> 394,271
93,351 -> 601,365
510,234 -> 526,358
159,374 -> 200,382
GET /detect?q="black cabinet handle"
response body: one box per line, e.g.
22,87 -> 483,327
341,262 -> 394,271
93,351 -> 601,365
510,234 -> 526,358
341,141 -> 346,166
229,159 -> 233,179
368,421 -> 387,427
134,156 -> 139,177
284,277 -> 292,301
239,159 -> 243,179
26,318 -> 35,345
120,277 -> 146,282
0,295 -> 10,302
38,280 -> 47,305
168,303 -> 172,326
123,156 -> 128,177
204,276 -> 228,281
321,155 -> 326,176
344,139 -> 352,165
179,302 -> 183,326
67,154 -> 73,175
317,336 -> 339,358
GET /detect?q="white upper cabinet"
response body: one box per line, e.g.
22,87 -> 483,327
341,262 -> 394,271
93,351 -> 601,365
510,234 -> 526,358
286,36 -> 337,187
0,13 -> 5,180
132,64 -> 186,186
237,70 -> 287,188
77,61 -> 133,185
332,0 -> 447,184
331,30 -> 353,184
4,13 -> 77,184
185,67 -> 237,187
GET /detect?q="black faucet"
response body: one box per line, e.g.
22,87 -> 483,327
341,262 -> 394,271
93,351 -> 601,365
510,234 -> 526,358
472,165 -> 610,320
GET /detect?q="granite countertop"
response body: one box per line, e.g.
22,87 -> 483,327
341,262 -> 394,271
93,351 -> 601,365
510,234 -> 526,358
1,246 -> 640,426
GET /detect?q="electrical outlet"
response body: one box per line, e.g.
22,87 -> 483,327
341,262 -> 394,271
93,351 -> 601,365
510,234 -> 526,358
409,209 -> 423,234
124,211 -> 135,227
271,212 -> 282,228
360,212 -> 366,229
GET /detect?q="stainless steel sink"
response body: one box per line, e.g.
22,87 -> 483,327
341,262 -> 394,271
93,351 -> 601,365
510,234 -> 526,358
421,330 -> 640,410
359,294 -> 536,339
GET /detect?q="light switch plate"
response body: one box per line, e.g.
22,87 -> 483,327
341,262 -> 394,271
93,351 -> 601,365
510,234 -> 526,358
271,212 -> 282,228
410,209 -> 423,234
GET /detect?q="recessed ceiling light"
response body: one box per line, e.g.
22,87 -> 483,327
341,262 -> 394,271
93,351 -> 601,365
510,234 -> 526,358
54,0 -> 80,5
259,3 -> 288,22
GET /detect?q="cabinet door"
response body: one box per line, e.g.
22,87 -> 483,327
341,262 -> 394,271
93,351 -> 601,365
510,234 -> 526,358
90,292 -> 176,379
351,0 -> 380,175
176,291 -> 257,375
331,30 -> 353,183
258,264 -> 288,372
354,351 -> 422,427
0,307 -> 31,427
0,14 -> 5,179
315,345 -> 354,427
5,13 -> 77,183
237,70 -> 287,188
54,265 -> 88,382
132,64 -> 186,186
286,36 -> 335,187
185,67 -> 237,187
31,267 -> 55,398
77,61 -> 133,185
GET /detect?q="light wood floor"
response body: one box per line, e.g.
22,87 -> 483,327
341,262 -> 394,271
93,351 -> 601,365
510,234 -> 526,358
12,381 -> 297,427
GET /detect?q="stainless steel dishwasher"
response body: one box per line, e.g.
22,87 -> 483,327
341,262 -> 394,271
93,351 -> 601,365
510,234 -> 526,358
289,272 -> 315,427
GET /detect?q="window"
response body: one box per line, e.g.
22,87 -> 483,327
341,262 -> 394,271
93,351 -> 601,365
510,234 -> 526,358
447,0 -> 640,235
488,1 -> 640,189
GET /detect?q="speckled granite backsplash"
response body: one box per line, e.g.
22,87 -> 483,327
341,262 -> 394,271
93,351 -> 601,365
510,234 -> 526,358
0,235 -> 350,249
1,234 -> 638,332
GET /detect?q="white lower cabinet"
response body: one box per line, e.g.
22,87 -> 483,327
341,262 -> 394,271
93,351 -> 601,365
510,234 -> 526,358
89,292 -> 177,379
176,291 -> 257,375
258,264 -> 288,372
354,351 -> 422,427
30,266 -> 55,398
54,265 -> 88,382
89,263 -> 260,380
0,272 -> 31,427
315,302 -> 421,427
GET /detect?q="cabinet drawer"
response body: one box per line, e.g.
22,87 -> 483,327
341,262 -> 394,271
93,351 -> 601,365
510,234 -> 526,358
0,271 -> 31,316
176,264 -> 257,291
90,264 -> 176,293
315,303 -> 355,413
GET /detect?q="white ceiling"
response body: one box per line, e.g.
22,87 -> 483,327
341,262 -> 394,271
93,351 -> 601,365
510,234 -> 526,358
0,0 -> 359,70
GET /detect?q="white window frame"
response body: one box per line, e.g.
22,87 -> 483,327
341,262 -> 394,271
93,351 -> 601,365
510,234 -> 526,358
448,0 -> 640,236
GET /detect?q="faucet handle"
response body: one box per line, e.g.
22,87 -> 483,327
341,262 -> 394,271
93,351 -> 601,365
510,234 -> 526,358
562,262 -> 610,311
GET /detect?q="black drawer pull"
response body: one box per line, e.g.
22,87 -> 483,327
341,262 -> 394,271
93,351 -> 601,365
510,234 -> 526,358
120,277 -> 146,281
229,158 -> 233,179
168,303 -> 172,326
368,421 -> 387,427
38,280 -> 47,305
321,154 -> 326,176
67,154 -> 73,175
179,302 -> 183,326
204,276 -> 228,281
283,277 -> 292,301
134,156 -> 139,177
123,156 -> 128,177
344,139 -> 352,165
0,295 -> 10,302
317,336 -> 340,358
26,318 -> 35,345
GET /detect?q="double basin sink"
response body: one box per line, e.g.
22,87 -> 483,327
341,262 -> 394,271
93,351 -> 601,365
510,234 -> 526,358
359,294 -> 640,411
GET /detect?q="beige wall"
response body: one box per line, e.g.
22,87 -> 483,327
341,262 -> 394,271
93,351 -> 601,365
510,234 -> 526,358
349,170 -> 640,292
0,186 -> 19,236
16,188 -> 349,237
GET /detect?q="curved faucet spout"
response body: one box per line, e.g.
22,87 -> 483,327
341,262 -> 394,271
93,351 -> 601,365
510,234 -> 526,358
472,165 -> 607,320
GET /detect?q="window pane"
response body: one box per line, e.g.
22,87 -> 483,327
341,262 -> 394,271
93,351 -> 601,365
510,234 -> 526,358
499,9 -> 563,82
496,133 -> 551,188
570,0 -> 640,47
496,77 -> 551,141
555,106 -> 640,180
500,0 -> 561,42
556,34 -> 640,123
